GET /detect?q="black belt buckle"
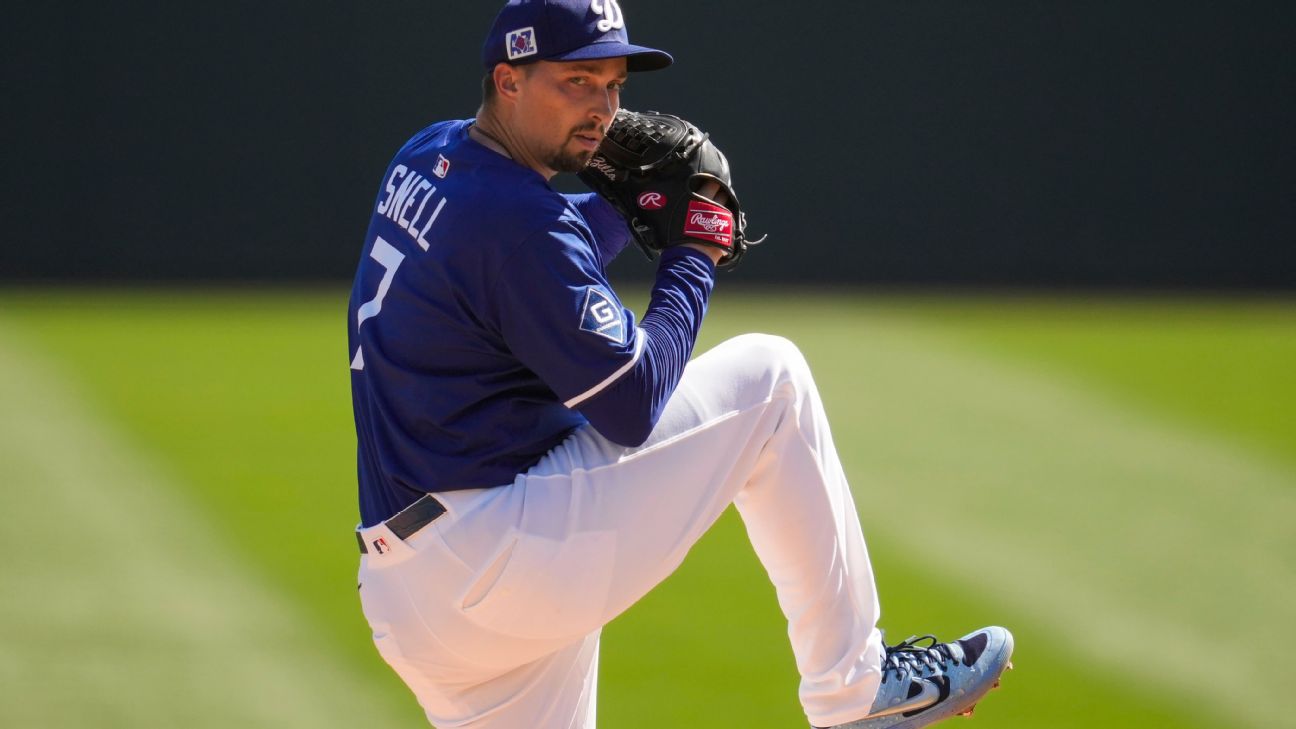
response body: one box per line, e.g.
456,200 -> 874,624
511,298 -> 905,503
358,494 -> 447,554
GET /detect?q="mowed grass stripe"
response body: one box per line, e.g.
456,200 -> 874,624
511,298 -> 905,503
4,289 -> 1289,729
0,323 -> 412,728
700,300 -> 1294,729
875,297 -> 1296,468
0,291 -> 414,683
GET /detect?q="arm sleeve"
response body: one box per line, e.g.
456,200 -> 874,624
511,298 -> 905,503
494,226 -> 715,447
563,192 -> 633,269
574,246 -> 716,446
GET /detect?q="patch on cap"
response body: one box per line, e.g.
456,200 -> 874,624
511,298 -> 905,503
506,27 -> 537,60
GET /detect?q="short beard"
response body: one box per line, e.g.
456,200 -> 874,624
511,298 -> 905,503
544,126 -> 600,173
544,146 -> 594,174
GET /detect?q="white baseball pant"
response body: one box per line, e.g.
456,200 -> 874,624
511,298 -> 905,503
356,334 -> 884,728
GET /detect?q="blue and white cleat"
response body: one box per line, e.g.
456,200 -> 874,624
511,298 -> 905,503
819,626 -> 1014,729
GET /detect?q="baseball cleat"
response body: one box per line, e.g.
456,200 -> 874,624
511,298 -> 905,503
817,626 -> 1014,729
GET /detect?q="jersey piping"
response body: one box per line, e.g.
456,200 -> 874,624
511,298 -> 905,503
563,327 -> 646,409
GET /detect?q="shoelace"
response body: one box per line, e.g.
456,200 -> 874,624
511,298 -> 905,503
880,635 -> 960,684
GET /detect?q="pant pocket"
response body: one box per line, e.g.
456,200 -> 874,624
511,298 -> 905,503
458,529 -> 618,641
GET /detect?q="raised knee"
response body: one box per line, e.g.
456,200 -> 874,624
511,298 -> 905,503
718,333 -> 813,389
728,332 -> 805,365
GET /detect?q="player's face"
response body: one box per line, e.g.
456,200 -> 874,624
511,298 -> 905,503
515,58 -> 627,174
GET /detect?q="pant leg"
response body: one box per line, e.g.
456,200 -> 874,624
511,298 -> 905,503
358,519 -> 603,729
359,334 -> 882,728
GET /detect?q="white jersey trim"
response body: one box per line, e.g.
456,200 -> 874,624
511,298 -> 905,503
563,328 -> 645,410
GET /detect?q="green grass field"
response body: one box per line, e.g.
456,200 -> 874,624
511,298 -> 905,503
2,289 -> 1293,728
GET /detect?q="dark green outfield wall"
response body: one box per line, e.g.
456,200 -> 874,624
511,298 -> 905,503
4,1 -> 1292,287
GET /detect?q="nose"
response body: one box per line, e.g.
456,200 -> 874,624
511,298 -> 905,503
593,87 -> 618,126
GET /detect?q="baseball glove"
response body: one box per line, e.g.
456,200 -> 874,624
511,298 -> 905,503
578,109 -> 764,268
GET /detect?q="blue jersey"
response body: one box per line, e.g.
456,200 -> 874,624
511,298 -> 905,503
349,120 -> 716,526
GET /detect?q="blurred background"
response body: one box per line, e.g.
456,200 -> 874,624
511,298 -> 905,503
1,1 -> 1292,728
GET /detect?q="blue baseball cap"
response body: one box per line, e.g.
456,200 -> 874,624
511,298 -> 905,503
482,0 -> 673,72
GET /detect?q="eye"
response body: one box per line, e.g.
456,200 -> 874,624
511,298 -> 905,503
608,80 -> 626,91
569,76 -> 589,86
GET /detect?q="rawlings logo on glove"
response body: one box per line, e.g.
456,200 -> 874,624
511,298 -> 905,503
637,191 -> 667,210
684,201 -> 734,247
577,109 -> 764,268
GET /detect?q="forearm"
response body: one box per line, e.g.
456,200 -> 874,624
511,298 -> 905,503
576,246 -> 716,445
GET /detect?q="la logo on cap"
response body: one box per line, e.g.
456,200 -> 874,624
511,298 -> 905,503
591,0 -> 624,32
506,27 -> 537,60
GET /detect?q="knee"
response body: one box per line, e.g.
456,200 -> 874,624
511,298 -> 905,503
726,332 -> 808,368
715,333 -> 814,393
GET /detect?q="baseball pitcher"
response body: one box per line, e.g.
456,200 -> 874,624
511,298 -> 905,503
347,2 -> 1013,727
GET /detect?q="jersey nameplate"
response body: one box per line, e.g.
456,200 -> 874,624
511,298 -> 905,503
376,163 -> 450,252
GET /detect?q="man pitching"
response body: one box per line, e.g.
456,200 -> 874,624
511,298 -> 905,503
347,1 -> 1014,727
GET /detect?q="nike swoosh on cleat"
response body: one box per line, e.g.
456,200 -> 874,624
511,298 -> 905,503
901,675 -> 950,717
870,675 -> 951,718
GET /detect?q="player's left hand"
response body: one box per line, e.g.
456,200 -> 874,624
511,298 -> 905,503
578,109 -> 765,268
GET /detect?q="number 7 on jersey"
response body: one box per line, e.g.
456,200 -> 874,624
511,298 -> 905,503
351,236 -> 405,371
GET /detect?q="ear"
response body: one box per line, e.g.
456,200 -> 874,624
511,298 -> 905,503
494,64 -> 523,99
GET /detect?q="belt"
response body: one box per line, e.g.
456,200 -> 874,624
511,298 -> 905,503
357,494 -> 447,554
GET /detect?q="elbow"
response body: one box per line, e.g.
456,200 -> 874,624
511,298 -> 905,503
578,382 -> 667,448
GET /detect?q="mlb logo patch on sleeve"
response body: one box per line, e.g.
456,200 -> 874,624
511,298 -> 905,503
579,287 -> 625,344
433,154 -> 451,179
